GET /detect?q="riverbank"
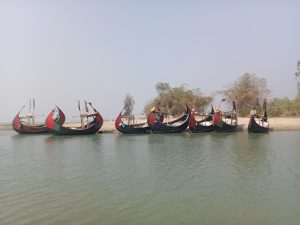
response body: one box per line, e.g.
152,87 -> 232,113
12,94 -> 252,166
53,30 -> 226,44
2,117 -> 300,132
238,117 -> 300,131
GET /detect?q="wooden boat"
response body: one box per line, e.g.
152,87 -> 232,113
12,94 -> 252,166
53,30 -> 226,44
147,106 -> 191,133
45,102 -> 103,135
12,100 -> 48,134
248,100 -> 269,133
212,101 -> 237,132
115,110 -> 150,134
12,113 -> 48,134
189,107 -> 215,132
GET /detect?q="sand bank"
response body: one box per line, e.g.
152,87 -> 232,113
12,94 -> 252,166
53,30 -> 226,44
1,117 -> 300,132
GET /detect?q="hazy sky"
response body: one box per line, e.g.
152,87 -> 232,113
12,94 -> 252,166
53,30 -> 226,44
1,0 -> 299,122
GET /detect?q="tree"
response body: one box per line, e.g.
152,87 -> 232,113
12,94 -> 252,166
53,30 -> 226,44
155,82 -> 171,96
268,97 -> 300,117
295,60 -> 300,98
144,83 -> 212,115
123,94 -> 135,123
222,73 -> 270,116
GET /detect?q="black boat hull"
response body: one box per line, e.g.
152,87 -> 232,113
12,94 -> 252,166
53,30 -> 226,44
248,116 -> 269,133
147,107 -> 191,134
48,119 -> 102,135
115,112 -> 150,134
189,111 -> 214,133
116,124 -> 150,134
213,113 -> 237,132
45,106 -> 103,135
190,123 -> 215,132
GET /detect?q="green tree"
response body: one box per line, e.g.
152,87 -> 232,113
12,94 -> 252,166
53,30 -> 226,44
268,97 -> 300,117
223,73 -> 270,116
295,60 -> 300,98
144,83 -> 212,115
155,82 -> 171,96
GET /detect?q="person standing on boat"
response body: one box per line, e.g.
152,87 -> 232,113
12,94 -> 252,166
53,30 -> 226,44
213,107 -> 221,126
250,107 -> 257,116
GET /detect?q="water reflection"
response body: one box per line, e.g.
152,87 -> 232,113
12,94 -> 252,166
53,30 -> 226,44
2,131 -> 300,225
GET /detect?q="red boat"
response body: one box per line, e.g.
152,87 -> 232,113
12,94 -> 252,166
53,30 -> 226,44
12,113 -> 48,134
115,110 -> 150,134
12,100 -> 48,134
45,102 -> 103,135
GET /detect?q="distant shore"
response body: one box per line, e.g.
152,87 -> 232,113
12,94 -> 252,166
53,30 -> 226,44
2,117 -> 300,132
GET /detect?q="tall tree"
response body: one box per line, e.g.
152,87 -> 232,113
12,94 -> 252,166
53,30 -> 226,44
295,60 -> 300,98
155,82 -> 171,96
222,73 -> 270,116
144,83 -> 212,115
123,94 -> 135,123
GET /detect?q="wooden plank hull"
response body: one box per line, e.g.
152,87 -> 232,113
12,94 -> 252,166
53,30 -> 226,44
12,114 -> 48,134
13,123 -> 48,134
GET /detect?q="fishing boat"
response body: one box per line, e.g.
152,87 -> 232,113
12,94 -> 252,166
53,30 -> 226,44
115,110 -> 150,134
12,99 -> 48,134
147,106 -> 191,133
212,101 -> 237,132
45,101 -> 103,135
189,107 -> 214,132
248,100 -> 269,133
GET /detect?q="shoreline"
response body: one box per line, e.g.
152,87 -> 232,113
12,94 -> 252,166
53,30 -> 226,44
2,117 -> 300,132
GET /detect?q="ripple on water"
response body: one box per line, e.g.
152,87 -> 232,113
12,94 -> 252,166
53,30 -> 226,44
1,131 -> 300,225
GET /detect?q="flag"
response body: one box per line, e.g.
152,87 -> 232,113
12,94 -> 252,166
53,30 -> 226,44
29,99 -> 31,112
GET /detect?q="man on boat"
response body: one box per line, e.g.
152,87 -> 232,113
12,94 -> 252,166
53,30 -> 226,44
213,107 -> 221,126
250,107 -> 257,116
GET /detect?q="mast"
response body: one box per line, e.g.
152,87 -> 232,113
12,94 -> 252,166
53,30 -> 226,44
78,100 -> 84,128
32,98 -> 35,125
85,100 -> 89,124
28,99 -> 32,124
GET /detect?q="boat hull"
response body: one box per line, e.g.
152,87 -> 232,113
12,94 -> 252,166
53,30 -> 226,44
12,114 -> 48,134
115,112 -> 150,134
45,107 -> 103,135
214,122 -> 237,132
47,120 -> 101,135
212,113 -> 237,132
147,107 -> 191,134
189,113 -> 214,133
190,123 -> 214,132
248,116 -> 269,133
13,123 -> 48,134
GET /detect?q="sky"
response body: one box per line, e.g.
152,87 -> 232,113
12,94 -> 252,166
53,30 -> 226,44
0,0 -> 299,122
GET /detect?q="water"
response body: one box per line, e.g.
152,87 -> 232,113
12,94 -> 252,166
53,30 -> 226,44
1,131 -> 300,225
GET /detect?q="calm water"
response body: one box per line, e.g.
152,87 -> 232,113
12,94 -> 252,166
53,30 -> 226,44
1,131 -> 300,225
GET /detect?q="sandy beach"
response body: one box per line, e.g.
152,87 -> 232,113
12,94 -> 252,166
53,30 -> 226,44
2,117 -> 300,132
238,117 -> 300,131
